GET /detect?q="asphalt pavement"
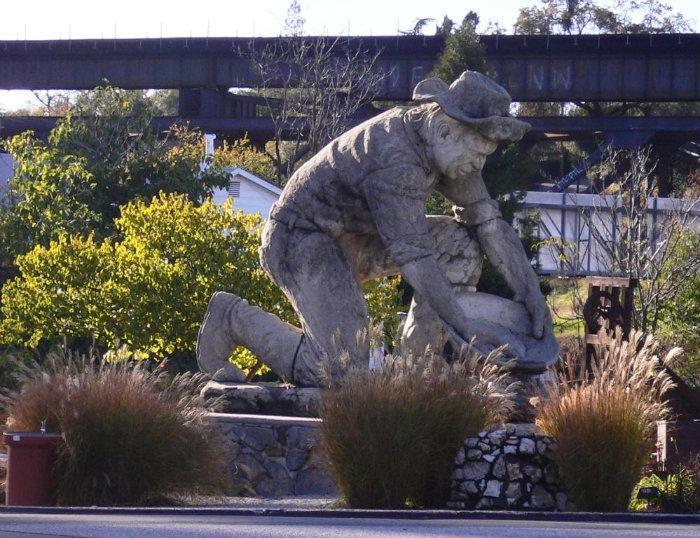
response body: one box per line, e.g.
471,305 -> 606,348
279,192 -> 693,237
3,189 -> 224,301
0,512 -> 699,538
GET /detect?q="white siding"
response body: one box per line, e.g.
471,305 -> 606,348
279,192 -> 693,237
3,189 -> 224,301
519,191 -> 700,276
231,174 -> 279,217
210,169 -> 281,218
210,185 -> 231,206
0,153 -> 13,194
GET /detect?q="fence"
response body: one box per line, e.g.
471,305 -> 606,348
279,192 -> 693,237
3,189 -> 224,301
519,191 -> 700,276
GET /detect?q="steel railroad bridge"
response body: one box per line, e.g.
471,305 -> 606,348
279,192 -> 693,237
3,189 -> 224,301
1,33 -> 699,189
1,33 -> 700,101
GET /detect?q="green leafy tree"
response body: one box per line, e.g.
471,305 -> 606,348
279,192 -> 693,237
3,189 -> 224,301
514,0 -> 691,35
51,87 -> 228,226
431,12 -> 487,83
0,193 -> 402,368
659,232 -> 700,388
363,276 -> 402,346
0,194 -> 292,364
0,133 -> 100,265
0,87 -> 230,263
213,136 -> 277,182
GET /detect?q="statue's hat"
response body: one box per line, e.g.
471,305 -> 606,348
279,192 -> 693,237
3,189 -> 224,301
413,71 -> 530,142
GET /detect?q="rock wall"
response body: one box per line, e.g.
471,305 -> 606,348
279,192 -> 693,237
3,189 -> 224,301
209,413 -> 337,497
449,424 -> 571,511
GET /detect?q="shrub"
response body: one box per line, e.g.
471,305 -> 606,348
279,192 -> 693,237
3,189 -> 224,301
630,459 -> 700,513
537,329 -> 678,512
0,193 -> 294,368
320,349 -> 514,509
0,88 -> 230,263
1,353 -> 229,506
212,135 -> 277,182
0,193 -> 402,376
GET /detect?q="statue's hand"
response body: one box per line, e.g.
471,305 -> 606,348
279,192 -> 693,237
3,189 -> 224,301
516,285 -> 547,339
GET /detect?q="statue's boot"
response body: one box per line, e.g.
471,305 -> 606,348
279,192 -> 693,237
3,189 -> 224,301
196,291 -> 303,382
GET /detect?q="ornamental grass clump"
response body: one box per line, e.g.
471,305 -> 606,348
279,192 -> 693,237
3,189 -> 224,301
537,329 -> 678,512
1,354 -> 229,506
321,348 -> 515,509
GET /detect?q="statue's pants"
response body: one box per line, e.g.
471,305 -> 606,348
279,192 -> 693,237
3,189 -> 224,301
257,216 -> 483,386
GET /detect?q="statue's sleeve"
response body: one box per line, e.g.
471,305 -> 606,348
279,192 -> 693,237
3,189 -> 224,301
435,171 -> 502,227
359,165 -> 434,266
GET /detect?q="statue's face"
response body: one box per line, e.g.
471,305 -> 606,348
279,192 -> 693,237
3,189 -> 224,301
428,115 -> 498,180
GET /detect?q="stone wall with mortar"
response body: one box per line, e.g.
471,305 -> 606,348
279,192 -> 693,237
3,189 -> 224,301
208,413 -> 337,497
449,424 -> 572,511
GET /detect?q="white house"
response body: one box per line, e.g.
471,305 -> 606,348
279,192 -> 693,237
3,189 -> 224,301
212,167 -> 281,218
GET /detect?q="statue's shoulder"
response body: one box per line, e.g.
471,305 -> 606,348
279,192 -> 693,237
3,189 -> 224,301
341,106 -> 413,138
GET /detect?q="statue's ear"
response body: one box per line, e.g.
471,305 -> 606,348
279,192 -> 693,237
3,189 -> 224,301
412,77 -> 449,102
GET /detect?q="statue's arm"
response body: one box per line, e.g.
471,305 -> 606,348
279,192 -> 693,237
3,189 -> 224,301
361,168 -> 526,355
436,172 -> 547,339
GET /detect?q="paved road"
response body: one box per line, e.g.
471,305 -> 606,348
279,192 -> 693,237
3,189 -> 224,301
0,513 -> 698,538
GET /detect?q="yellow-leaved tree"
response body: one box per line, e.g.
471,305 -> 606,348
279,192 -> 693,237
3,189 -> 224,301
0,193 -> 402,371
0,193 -> 293,367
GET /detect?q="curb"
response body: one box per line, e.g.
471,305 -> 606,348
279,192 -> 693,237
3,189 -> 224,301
0,506 -> 698,524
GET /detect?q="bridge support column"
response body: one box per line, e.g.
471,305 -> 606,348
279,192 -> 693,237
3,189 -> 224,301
179,88 -> 231,118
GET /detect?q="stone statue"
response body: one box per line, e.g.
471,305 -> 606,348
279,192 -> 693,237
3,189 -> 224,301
197,71 -> 558,387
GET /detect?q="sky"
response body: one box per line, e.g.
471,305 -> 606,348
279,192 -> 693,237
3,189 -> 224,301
1,0 -> 699,110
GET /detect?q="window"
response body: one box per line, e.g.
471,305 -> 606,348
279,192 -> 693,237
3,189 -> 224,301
228,180 -> 241,198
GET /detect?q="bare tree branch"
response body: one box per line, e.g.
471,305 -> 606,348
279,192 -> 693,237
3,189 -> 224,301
546,147 -> 700,332
245,35 -> 387,183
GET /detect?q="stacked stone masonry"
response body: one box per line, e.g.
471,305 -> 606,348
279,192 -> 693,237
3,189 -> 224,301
449,425 -> 572,511
209,413 -> 337,497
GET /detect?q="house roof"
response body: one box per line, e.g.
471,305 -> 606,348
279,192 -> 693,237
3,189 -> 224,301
224,167 -> 282,196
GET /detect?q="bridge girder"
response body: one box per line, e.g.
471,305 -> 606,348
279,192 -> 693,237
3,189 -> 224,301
1,34 -> 700,102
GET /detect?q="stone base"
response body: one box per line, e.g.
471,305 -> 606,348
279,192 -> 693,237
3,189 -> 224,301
449,424 -> 572,511
209,412 -> 336,497
202,382 -> 321,417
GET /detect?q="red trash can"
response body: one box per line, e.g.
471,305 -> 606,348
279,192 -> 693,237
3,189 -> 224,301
3,432 -> 61,506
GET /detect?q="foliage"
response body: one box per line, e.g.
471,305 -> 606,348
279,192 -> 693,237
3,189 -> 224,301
0,133 -> 100,265
0,194 -> 294,367
1,353 -> 229,505
3,89 -> 178,117
363,276 -> 402,346
0,86 -> 229,262
431,11 -> 487,83
425,192 -> 452,216
51,87 -> 228,225
483,145 -> 538,217
537,328 -> 678,511
547,279 -> 586,336
477,145 -> 540,298
212,135 -> 277,183
321,348 -> 514,508
0,193 -> 402,373
630,460 -> 700,513
514,0 -> 691,35
659,235 -> 700,388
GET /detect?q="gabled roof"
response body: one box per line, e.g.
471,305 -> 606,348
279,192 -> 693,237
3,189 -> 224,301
224,167 -> 282,196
